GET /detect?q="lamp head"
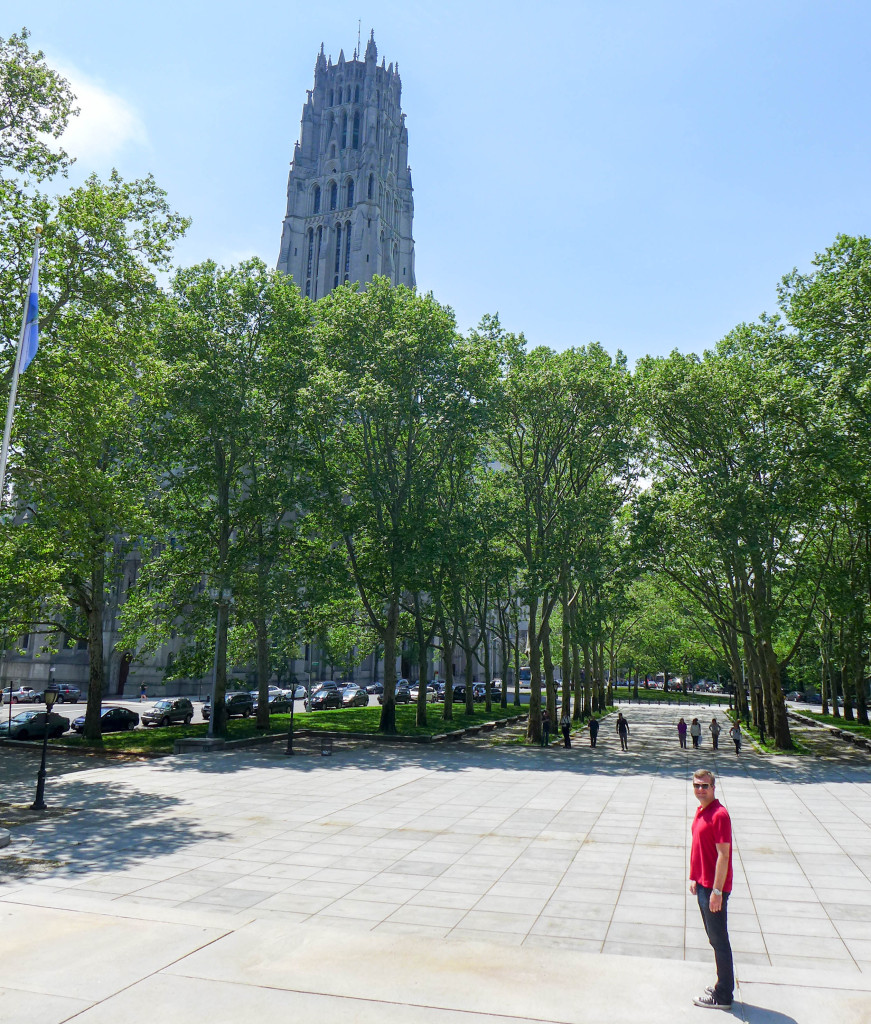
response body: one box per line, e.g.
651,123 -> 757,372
43,683 -> 59,710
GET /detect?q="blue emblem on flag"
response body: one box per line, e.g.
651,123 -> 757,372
20,243 -> 39,372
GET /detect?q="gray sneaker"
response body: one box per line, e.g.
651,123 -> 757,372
693,992 -> 732,1010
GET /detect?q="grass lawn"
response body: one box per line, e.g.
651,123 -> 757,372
794,710 -> 871,739
51,703 -> 527,755
612,687 -> 732,707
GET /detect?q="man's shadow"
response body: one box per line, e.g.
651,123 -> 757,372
736,1005 -> 798,1023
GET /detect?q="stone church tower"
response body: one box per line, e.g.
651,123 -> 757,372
277,32 -> 416,298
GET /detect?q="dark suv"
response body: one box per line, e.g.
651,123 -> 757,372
142,697 -> 194,727
201,691 -> 254,721
38,683 -> 81,704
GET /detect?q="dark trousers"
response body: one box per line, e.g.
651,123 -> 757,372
696,885 -> 734,1004
589,730 -> 598,747
712,734 -> 719,750
541,727 -> 550,747
562,726 -> 571,748
618,730 -> 628,750
692,734 -> 700,748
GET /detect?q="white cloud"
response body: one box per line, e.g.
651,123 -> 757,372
52,62 -> 148,168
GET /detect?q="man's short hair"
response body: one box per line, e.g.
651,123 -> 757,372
693,769 -> 715,785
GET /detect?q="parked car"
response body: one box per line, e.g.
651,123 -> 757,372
72,706 -> 139,734
0,710 -> 70,739
36,683 -> 81,704
201,691 -> 255,721
2,686 -> 40,704
271,683 -> 306,700
378,684 -> 412,705
306,686 -> 343,711
409,683 -> 439,703
141,697 -> 194,728
473,683 -> 502,702
253,692 -> 293,713
365,682 -> 384,695
342,684 -> 369,708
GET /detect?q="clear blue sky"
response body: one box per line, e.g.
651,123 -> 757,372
10,1 -> 871,362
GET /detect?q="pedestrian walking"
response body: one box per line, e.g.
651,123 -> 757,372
540,707 -> 551,747
616,712 -> 630,751
560,710 -> 572,748
728,721 -> 742,755
689,769 -> 734,1010
588,716 -> 599,747
690,717 -> 702,748
709,717 -> 721,751
140,684 -> 147,702
677,717 -> 688,749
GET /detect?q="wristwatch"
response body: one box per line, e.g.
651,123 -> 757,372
712,888 -> 723,896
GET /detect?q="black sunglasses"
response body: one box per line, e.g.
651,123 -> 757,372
693,782 -> 711,790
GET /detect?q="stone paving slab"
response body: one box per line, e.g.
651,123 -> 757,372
1,703 -> 871,1021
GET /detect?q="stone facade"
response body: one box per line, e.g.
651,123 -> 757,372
277,33 -> 415,298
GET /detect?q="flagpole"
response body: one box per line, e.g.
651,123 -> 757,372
0,227 -> 41,508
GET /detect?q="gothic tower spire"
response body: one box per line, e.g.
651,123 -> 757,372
277,36 -> 416,299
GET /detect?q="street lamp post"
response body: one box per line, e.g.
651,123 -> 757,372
756,685 -> 765,745
31,673 -> 58,811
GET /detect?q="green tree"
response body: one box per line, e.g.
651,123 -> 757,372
122,260 -> 312,736
303,279 -> 489,733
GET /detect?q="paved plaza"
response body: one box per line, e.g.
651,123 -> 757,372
1,704 -> 870,1023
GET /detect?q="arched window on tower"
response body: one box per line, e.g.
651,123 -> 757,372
344,221 -> 351,282
328,89 -> 334,106
329,181 -> 337,211
334,224 -> 342,289
352,112 -> 360,150
313,226 -> 323,297
345,86 -> 351,102
367,173 -> 374,200
312,184 -> 321,214
305,228 -> 314,297
345,177 -> 354,208
354,84 -> 360,102
341,114 -> 347,149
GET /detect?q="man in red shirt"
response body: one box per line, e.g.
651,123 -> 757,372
689,768 -> 734,1010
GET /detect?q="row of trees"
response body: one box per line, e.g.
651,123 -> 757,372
2,32 -> 869,746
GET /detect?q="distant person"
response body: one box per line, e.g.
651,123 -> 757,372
728,721 -> 742,755
709,718 -> 721,751
588,716 -> 599,747
140,684 -> 147,702
616,712 -> 630,751
540,707 -> 551,747
677,717 -> 688,749
690,718 -> 702,748
560,710 -> 571,748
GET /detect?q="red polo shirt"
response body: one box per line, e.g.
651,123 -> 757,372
690,799 -> 733,893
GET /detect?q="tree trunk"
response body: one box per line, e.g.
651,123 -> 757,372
378,596 -> 400,733
526,598 -> 542,742
82,549 -> 106,744
582,642 -> 593,717
413,593 -> 429,728
513,617 -> 522,706
254,612 -> 270,730
441,613 -> 457,723
542,615 -> 557,726
561,572 -> 572,717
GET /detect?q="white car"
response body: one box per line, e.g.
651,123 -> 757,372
1,686 -> 40,704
